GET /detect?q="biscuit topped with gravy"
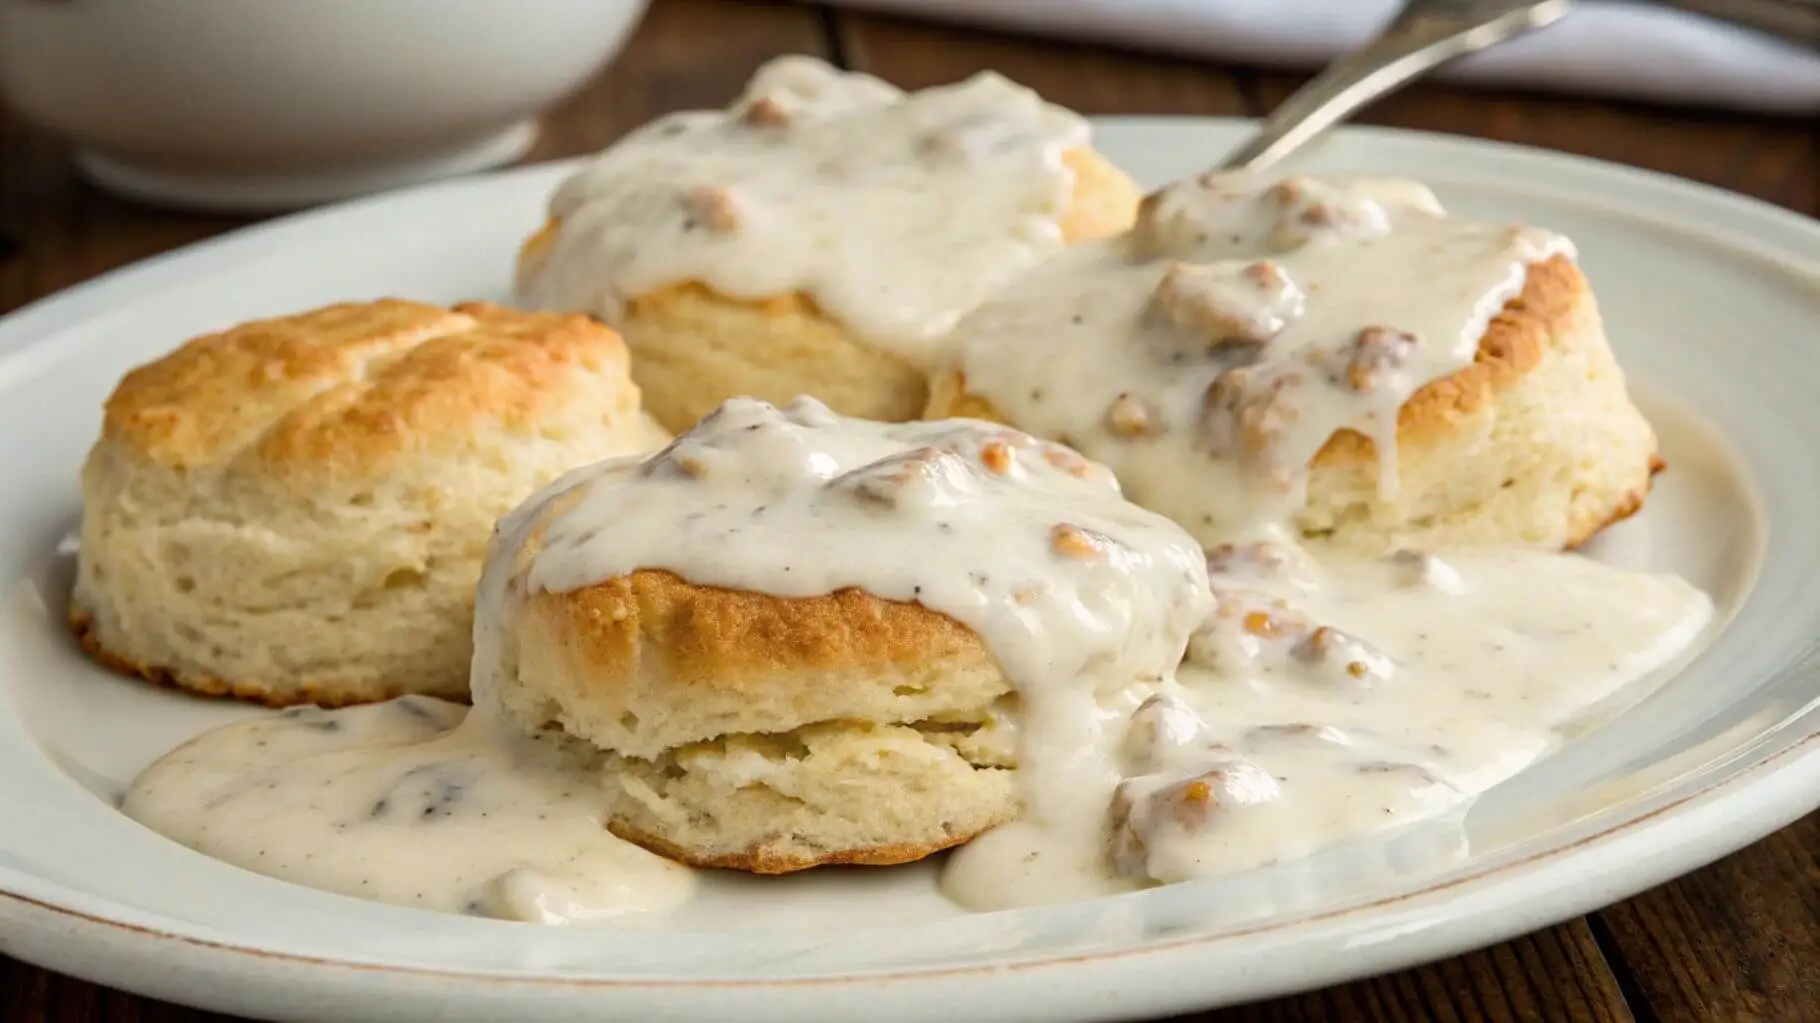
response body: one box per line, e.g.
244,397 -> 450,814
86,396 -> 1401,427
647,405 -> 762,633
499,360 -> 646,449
474,396 -> 1210,873
927,171 -> 1660,553
515,56 -> 1142,432
72,299 -> 669,706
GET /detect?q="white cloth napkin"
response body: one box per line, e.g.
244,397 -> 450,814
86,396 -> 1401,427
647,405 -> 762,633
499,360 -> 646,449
823,0 -> 1820,113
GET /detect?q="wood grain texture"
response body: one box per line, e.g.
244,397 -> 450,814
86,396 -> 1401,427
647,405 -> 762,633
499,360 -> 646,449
1164,919 -> 1633,1023
0,111 -> 239,315
522,0 -> 831,164
833,9 -> 1247,115
1592,812 -> 1820,1023
0,954 -> 238,1023
1,2 -> 1817,1021
1252,74 -> 1820,217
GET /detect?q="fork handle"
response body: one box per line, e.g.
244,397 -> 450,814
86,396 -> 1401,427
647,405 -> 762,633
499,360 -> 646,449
1217,0 -> 1576,175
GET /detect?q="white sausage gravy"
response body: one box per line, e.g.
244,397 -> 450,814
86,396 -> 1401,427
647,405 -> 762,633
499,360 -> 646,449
516,55 -> 1089,364
468,397 -> 1211,850
123,697 -> 695,923
942,534 -> 1710,908
939,170 -> 1573,542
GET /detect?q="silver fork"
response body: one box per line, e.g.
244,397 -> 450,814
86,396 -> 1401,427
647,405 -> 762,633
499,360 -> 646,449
1217,0 -> 1574,174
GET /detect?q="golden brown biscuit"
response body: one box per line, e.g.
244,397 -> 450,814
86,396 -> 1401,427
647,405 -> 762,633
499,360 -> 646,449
523,147 -> 1140,433
513,571 -> 1021,874
926,165 -> 1662,554
930,255 -> 1656,552
474,397 -> 1209,874
514,55 -> 1144,432
486,487 -> 1021,873
71,299 -> 670,706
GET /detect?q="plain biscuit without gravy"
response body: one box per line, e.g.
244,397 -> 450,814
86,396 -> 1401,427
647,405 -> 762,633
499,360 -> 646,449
71,299 -> 670,706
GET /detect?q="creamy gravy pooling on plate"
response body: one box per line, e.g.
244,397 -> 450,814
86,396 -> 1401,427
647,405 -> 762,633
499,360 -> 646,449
517,56 -> 1087,362
942,535 -> 1712,908
941,171 -> 1570,542
123,697 -> 694,923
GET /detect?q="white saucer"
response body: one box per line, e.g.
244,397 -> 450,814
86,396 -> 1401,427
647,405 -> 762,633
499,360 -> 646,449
1,118 -> 1817,1023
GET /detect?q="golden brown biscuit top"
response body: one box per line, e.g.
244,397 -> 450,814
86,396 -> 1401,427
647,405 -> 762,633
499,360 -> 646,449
102,299 -> 635,477
470,398 -> 1212,758
939,253 -> 1589,482
513,56 -> 1105,364
936,170 -> 1576,543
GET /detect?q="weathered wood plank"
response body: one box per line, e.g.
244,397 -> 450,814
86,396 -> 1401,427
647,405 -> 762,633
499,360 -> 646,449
1252,74 -> 1820,216
834,10 -> 1248,116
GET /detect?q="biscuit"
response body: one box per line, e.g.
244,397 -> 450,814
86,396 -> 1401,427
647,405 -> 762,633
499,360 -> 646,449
508,570 -> 1021,873
71,299 -> 669,706
926,173 -> 1659,553
473,397 -> 1209,873
931,256 -> 1654,552
514,56 -> 1143,432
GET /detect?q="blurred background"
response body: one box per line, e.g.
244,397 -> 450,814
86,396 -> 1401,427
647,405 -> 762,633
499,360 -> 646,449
0,1 -> 1814,228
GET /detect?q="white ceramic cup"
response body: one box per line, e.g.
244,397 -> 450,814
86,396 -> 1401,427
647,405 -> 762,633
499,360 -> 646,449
0,0 -> 650,213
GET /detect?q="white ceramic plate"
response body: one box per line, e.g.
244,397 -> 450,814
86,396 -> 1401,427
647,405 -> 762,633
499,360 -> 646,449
1,118 -> 1817,1023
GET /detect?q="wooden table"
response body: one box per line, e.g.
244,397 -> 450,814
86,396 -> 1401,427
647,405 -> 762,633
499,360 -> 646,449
2,2 -> 1816,1019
